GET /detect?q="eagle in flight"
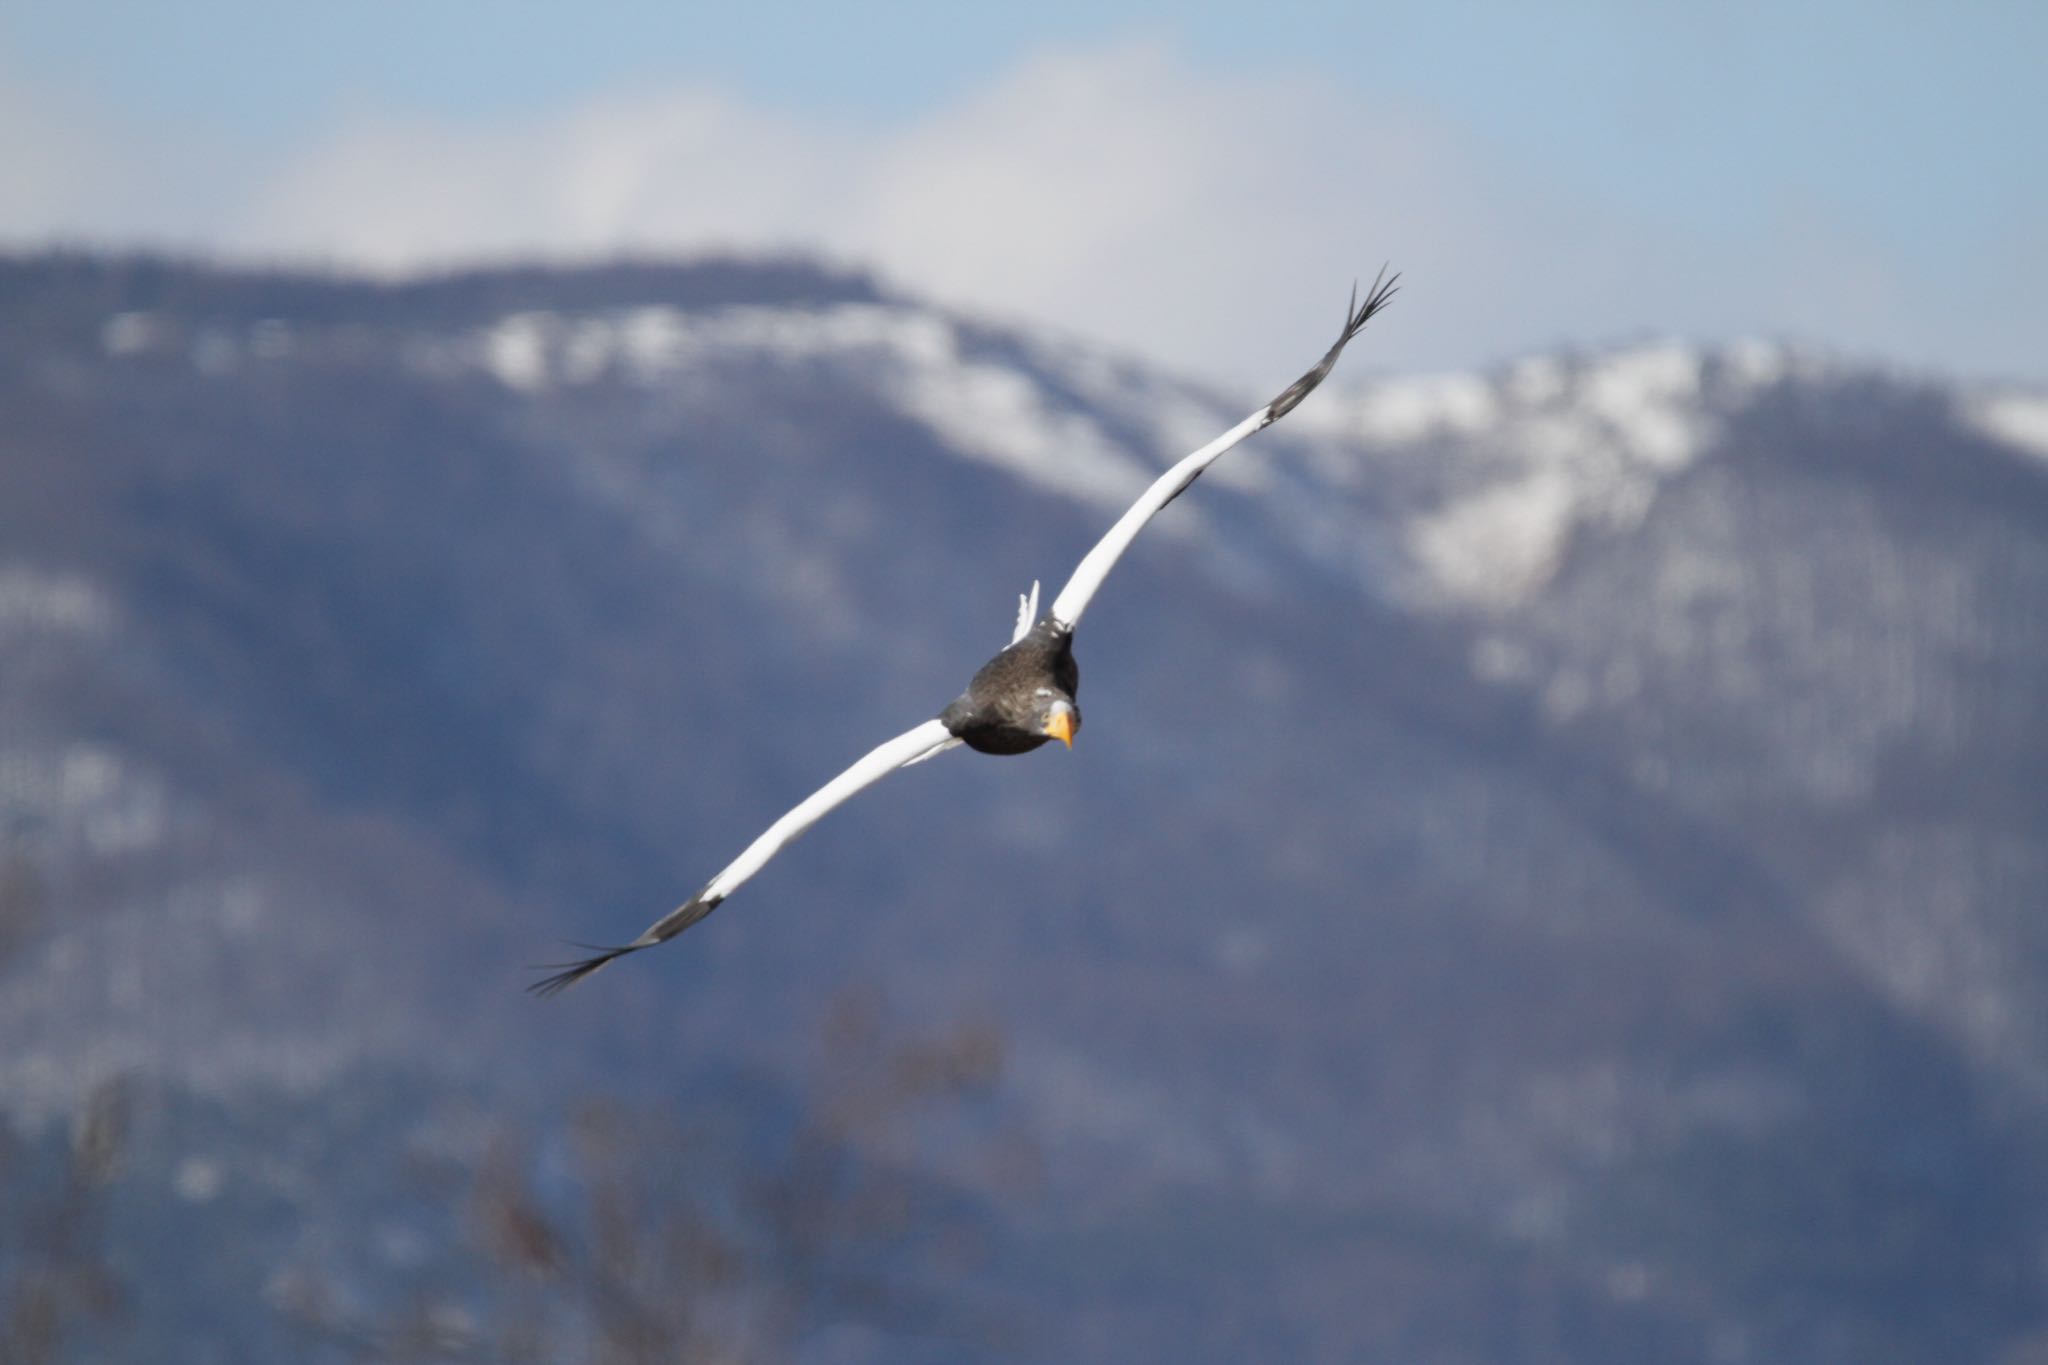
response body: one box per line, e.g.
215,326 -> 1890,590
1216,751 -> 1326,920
535,269 -> 1399,994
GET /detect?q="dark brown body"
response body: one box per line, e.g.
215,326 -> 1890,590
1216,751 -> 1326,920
939,620 -> 1081,754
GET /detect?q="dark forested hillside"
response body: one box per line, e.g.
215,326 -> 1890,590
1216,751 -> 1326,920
3,252 -> 2046,1362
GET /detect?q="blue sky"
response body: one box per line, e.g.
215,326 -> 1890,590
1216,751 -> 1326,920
3,2 -> 2041,384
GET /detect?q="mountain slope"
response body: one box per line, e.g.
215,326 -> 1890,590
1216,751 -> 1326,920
2,253 -> 2046,1362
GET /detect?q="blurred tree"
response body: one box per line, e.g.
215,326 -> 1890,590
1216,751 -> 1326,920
280,996 -> 1015,1363
0,856 -> 42,973
0,1077 -> 131,1365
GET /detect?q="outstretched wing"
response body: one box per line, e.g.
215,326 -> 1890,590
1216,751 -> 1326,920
532,718 -> 961,995
1046,268 -> 1399,632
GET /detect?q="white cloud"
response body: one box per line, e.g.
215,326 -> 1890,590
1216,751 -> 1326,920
233,86 -> 866,268
216,40 -> 1470,382
0,39 -> 2028,385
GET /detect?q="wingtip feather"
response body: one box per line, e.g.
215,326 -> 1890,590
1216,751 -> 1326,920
1263,265 -> 1400,423
527,892 -> 728,997
528,944 -> 636,997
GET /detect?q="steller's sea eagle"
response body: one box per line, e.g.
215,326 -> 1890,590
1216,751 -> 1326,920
534,269 -> 1399,994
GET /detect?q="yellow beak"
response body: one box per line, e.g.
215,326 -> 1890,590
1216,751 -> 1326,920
1043,710 -> 1075,749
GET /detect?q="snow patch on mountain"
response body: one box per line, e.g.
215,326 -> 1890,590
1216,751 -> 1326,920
1279,341 -> 1842,611
1391,343 -> 1718,609
465,304 -> 1160,511
1967,392 -> 2048,464
1015,334 -> 1282,493
103,295 -> 2048,631
1409,468 -> 1582,608
0,744 -> 172,865
0,567 -> 114,637
1341,370 -> 1501,445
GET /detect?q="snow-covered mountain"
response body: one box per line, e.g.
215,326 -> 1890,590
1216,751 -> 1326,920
3,253 -> 2046,1362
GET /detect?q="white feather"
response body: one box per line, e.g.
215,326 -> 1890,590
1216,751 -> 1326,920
1011,579 -> 1041,644
902,735 -> 964,767
1047,409 -> 1268,630
1046,269 -> 1398,630
702,718 -> 957,901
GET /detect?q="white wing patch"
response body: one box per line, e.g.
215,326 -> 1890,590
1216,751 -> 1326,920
1048,410 -> 1268,630
902,735 -> 964,766
701,718 -> 958,901
1046,271 -> 1398,631
533,717 -> 962,993
1011,579 -> 1041,645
